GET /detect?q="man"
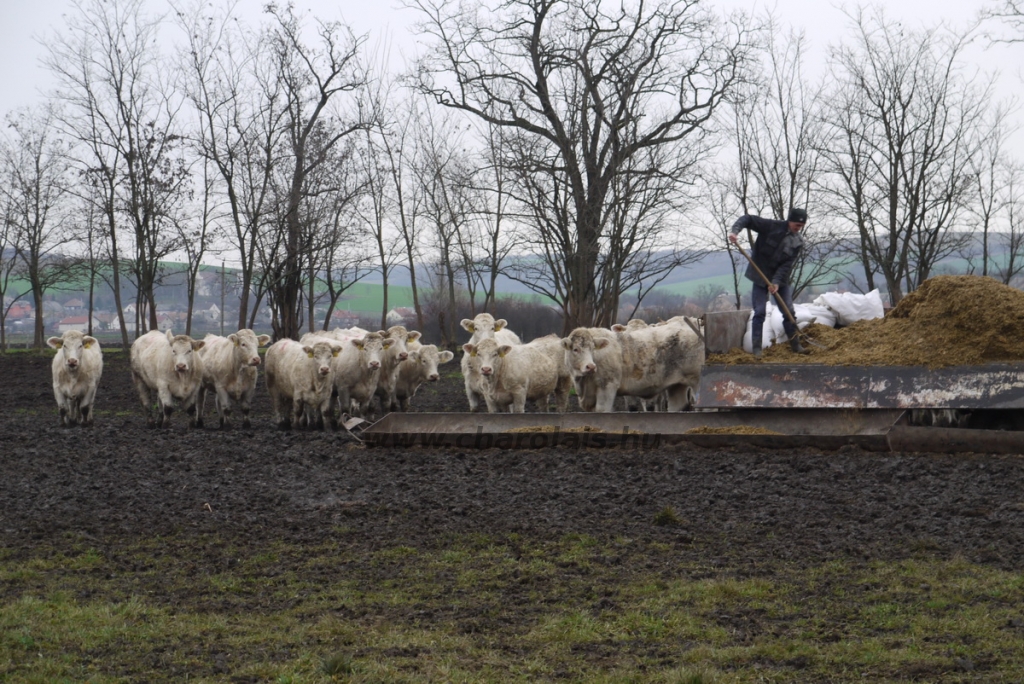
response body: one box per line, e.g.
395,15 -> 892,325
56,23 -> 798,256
728,207 -> 809,358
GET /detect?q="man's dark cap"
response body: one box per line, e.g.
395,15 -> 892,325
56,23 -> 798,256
787,208 -> 808,223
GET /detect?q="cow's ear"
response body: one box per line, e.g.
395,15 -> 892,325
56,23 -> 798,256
83,336 -> 98,348
595,339 -> 610,350
408,331 -> 422,343
497,345 -> 512,357
462,343 -> 476,356
166,330 -> 175,343
229,334 -> 239,345
257,335 -> 271,347
495,319 -> 508,331
303,345 -> 315,358
331,345 -> 342,357
561,338 -> 572,350
192,340 -> 206,352
381,338 -> 395,349
611,324 -> 626,332
46,336 -> 63,349
460,319 -> 475,332
352,338 -> 366,349
409,350 -> 421,363
439,351 -> 455,364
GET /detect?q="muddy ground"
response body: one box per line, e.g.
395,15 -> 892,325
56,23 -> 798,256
3,348 -> 1024,680
3,349 -> 1023,567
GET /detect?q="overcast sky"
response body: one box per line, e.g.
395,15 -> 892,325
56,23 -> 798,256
0,0 -> 1018,124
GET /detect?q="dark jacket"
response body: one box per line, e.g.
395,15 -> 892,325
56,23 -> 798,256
730,215 -> 803,286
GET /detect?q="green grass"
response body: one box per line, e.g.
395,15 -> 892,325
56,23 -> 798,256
2,535 -> 1023,682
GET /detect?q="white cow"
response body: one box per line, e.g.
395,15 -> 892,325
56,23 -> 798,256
130,329 -> 206,428
373,325 -> 419,414
307,329 -> 393,422
394,341 -> 455,412
197,329 -> 271,429
463,336 -> 569,413
562,322 -> 703,413
46,330 -> 103,427
264,338 -> 341,430
459,313 -> 522,411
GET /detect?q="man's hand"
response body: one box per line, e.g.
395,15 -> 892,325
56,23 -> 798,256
728,233 -> 738,245
768,284 -> 779,294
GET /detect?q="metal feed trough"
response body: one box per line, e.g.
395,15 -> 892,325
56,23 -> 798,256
362,311 -> 1024,453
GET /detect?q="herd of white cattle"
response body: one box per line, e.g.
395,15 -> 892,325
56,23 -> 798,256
44,312 -> 705,428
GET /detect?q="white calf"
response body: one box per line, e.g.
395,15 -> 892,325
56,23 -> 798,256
265,338 -> 341,430
130,329 -> 206,428
46,330 -> 103,427
394,342 -> 455,411
198,329 -> 271,428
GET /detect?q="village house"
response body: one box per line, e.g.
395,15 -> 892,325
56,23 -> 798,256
57,315 -> 102,333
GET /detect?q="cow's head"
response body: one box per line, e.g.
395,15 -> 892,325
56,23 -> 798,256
230,329 -> 270,367
168,333 -> 205,373
304,341 -> 340,377
352,332 -> 391,371
411,344 -> 455,382
47,330 -> 97,372
562,328 -> 610,376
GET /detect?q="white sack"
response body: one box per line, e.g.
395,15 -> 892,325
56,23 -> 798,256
812,289 -> 885,326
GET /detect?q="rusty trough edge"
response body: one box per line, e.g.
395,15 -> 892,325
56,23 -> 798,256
698,363 -> 1024,410
361,409 -> 904,452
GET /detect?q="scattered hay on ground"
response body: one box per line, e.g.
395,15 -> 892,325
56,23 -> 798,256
504,425 -> 643,434
685,425 -> 783,435
706,275 -> 1024,367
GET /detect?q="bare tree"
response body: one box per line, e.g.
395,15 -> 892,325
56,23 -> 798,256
996,164 -> 1024,284
361,65 -> 428,331
355,128 -> 406,331
171,156 -> 218,336
46,0 -> 191,337
0,106 -> 74,348
174,0 -> 287,330
0,199 -> 23,352
409,0 -> 754,329
820,8 -> 988,304
470,121 -> 520,311
261,3 -> 368,340
965,103 -> 1019,278
295,132 -> 366,332
411,107 -> 477,342
702,167 -> 747,310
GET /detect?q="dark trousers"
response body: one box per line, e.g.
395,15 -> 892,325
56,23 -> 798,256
751,282 -> 797,351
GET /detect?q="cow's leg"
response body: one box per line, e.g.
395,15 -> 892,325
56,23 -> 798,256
215,386 -> 232,428
240,389 -> 254,429
133,373 -> 157,427
274,395 -> 292,430
157,384 -> 176,428
57,397 -> 70,427
196,385 -> 208,427
81,381 -> 98,427
595,385 -> 618,413
511,390 -> 527,413
184,391 -> 201,429
465,378 -> 481,412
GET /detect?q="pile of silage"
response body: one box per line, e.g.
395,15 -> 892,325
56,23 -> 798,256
706,275 -> 1024,367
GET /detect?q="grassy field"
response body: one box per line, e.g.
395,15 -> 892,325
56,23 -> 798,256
2,533 -> 1022,682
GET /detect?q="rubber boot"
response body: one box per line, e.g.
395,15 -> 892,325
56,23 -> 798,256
752,345 -> 762,359
790,337 -> 810,355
